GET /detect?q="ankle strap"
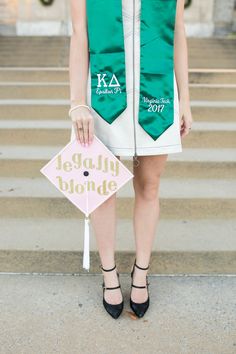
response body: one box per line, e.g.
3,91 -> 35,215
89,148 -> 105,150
103,284 -> 121,290
135,259 -> 149,270
100,264 -> 116,272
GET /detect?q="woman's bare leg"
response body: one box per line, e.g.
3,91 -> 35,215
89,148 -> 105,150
131,154 -> 168,303
90,156 -> 122,305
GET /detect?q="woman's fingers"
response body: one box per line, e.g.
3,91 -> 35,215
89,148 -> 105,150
72,121 -> 79,142
80,114 -> 94,145
77,121 -> 84,144
179,100 -> 193,138
71,107 -> 94,146
179,115 -> 184,131
88,117 -> 94,144
82,118 -> 89,146
180,115 -> 192,138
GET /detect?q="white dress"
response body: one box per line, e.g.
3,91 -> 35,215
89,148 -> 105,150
70,0 -> 183,157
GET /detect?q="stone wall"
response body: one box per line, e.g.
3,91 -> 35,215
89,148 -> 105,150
0,0 -> 235,37
16,0 -> 69,35
214,0 -> 235,35
0,0 -> 17,35
184,0 -> 215,37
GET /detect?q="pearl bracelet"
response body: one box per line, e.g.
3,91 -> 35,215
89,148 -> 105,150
68,104 -> 91,118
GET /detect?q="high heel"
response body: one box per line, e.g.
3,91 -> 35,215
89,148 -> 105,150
130,258 -> 150,318
100,264 -> 124,319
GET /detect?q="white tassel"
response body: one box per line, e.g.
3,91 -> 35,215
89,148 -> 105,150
83,215 -> 90,271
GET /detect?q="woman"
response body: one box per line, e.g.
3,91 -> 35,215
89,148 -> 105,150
69,0 -> 193,319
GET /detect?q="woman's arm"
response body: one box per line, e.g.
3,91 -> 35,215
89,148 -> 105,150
69,0 -> 94,146
174,0 -> 193,138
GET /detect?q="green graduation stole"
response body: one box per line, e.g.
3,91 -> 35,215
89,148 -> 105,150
86,0 -> 177,140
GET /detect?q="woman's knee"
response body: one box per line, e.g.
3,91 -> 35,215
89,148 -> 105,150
133,176 -> 161,201
132,155 -> 167,201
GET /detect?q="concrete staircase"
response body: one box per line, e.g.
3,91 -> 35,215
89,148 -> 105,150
0,37 -> 235,274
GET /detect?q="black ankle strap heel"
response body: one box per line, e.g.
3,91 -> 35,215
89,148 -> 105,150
134,259 -> 150,270
100,264 -> 116,272
100,264 -> 124,319
131,258 -> 150,279
130,258 -> 150,318
100,264 -> 121,290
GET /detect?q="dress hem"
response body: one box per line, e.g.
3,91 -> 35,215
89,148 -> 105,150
104,144 -> 183,156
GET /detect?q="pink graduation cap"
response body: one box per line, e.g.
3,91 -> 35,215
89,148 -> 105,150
40,135 -> 134,271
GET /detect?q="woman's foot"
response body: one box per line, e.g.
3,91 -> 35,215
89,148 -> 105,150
130,259 -> 150,318
100,265 -> 124,319
130,262 -> 149,303
101,265 -> 123,305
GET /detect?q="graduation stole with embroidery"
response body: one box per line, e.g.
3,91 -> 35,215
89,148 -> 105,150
86,0 -> 177,140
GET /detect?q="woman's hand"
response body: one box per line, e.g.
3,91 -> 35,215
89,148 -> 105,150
71,106 -> 94,146
179,98 -> 193,138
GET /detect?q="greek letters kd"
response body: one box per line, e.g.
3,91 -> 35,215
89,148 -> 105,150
96,73 -> 122,95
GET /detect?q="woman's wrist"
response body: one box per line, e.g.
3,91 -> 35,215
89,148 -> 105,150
68,104 -> 91,119
179,94 -> 190,104
70,99 -> 88,108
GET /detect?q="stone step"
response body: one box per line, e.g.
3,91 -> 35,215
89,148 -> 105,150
0,37 -> 234,46
1,44 -> 234,53
0,146 -> 235,179
0,68 -> 70,83
0,120 -> 235,148
0,36 -> 68,44
2,218 -> 235,252
189,69 -> 236,84
0,177 -> 235,219
0,100 -> 235,122
0,218 -> 235,273
190,84 -> 236,101
0,68 -> 236,84
0,57 -> 68,68
0,103 -> 69,120
1,58 -> 234,68
0,37 -> 235,68
0,83 -> 235,101
0,48 -> 234,63
0,83 -> 69,99
191,105 -> 236,122
1,250 -> 235,274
